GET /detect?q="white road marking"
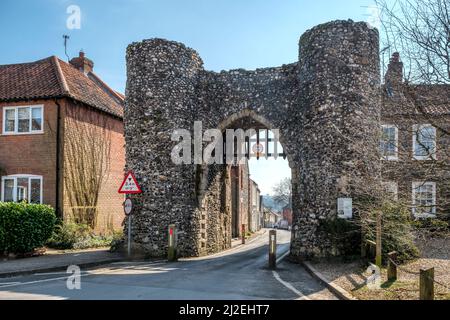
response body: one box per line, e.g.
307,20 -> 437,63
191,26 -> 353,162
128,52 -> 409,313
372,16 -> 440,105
34,271 -> 88,276
0,275 -> 75,289
272,270 -> 310,300
276,250 -> 290,264
272,249 -> 311,300
0,282 -> 21,287
0,262 -> 163,289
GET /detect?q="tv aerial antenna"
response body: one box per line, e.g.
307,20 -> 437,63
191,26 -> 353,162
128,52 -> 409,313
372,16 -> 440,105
63,35 -> 70,61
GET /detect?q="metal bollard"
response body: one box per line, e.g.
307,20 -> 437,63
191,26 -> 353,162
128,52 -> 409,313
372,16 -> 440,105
268,230 -> 277,269
168,224 -> 177,262
241,224 -> 246,245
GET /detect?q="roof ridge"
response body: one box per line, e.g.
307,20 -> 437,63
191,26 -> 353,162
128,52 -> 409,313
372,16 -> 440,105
50,56 -> 70,95
0,57 -> 53,68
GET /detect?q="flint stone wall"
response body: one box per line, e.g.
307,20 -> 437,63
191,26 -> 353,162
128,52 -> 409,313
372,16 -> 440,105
124,20 -> 381,258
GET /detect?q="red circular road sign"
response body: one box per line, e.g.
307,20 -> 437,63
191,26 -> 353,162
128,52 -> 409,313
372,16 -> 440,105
252,143 -> 264,156
124,198 -> 133,216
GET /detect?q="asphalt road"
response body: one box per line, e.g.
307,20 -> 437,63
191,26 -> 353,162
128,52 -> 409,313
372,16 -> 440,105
0,229 -> 337,300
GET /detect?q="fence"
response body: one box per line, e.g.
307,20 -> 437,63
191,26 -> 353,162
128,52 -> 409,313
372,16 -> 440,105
363,239 -> 449,300
386,251 -> 450,300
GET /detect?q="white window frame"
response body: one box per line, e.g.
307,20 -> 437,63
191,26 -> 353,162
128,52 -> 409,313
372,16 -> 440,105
381,125 -> 399,161
412,181 -> 436,218
2,105 -> 44,135
412,124 -> 437,161
382,181 -> 398,201
1,174 -> 43,204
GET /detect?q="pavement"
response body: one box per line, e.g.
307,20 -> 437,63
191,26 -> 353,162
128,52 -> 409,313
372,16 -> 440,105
0,248 -> 124,278
0,229 -> 338,300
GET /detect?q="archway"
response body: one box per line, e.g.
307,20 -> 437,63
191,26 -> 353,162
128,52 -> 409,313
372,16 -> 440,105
123,20 -> 381,259
193,111 -> 296,256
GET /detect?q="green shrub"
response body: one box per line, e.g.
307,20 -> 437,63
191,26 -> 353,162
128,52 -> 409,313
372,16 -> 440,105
319,218 -> 361,257
412,218 -> 449,232
364,202 -> 420,263
46,222 -> 91,249
47,222 -> 121,250
110,231 -> 125,252
412,218 -> 449,238
0,202 -> 56,254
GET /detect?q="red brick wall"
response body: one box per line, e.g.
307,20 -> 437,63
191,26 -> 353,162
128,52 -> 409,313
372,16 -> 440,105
62,100 -> 125,233
0,98 -> 125,234
0,99 -> 58,209
282,207 -> 293,225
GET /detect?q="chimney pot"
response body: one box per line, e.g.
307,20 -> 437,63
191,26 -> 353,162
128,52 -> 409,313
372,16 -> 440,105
69,50 -> 94,74
391,52 -> 400,63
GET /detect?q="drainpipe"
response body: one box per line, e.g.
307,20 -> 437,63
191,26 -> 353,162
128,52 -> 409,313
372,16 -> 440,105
54,99 -> 62,217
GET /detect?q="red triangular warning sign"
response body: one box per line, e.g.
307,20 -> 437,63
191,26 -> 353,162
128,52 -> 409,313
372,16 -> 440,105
118,171 -> 142,194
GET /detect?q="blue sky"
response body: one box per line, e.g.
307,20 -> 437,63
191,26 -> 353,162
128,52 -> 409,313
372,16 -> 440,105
0,0 -> 379,195
0,0 -> 379,94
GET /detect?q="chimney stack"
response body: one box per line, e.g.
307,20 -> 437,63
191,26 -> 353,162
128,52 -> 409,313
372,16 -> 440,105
385,52 -> 403,85
69,50 -> 94,74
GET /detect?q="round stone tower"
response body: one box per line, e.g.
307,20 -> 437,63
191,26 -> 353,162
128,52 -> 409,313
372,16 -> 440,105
291,20 -> 381,258
124,39 -> 204,257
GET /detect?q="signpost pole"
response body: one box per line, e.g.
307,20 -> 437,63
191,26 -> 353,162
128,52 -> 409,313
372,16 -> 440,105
128,212 -> 132,257
119,171 -> 142,259
123,196 -> 133,258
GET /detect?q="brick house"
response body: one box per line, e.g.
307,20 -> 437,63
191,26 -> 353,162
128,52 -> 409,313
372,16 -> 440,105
381,53 -> 450,221
249,179 -> 262,232
0,52 -> 125,233
229,161 -> 250,238
282,205 -> 293,226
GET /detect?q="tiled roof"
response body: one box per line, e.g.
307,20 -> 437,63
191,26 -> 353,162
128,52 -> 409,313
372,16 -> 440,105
413,85 -> 450,115
0,56 -> 123,118
382,84 -> 450,116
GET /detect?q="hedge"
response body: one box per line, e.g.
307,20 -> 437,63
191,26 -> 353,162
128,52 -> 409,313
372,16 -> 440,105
0,202 -> 56,254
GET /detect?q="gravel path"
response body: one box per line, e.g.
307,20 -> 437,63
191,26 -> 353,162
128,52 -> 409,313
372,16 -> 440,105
310,236 -> 450,300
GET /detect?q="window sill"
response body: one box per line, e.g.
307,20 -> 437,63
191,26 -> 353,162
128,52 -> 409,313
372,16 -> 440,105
413,213 -> 437,219
1,131 -> 44,136
412,158 -> 437,162
381,157 -> 399,161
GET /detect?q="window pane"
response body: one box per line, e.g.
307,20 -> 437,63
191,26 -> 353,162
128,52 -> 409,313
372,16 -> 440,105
31,108 -> 42,131
415,126 -> 436,158
18,108 -> 30,133
3,179 -> 14,202
30,179 -> 41,204
414,183 -> 435,215
4,109 -> 15,132
381,127 -> 396,158
16,178 -> 29,202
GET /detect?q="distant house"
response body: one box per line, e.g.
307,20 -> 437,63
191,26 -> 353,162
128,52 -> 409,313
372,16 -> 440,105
263,208 -> 280,228
249,179 -> 262,232
0,51 -> 125,233
282,205 -> 292,226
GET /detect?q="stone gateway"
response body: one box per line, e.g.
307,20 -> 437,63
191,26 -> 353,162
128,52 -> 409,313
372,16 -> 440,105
123,20 -> 381,259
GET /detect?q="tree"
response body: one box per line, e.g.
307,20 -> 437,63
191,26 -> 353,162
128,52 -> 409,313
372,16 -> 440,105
375,0 -> 450,221
376,0 -> 449,85
272,178 -> 292,209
